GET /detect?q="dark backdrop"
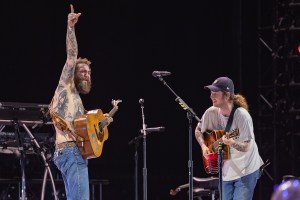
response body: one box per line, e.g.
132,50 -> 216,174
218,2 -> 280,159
0,1 -> 271,199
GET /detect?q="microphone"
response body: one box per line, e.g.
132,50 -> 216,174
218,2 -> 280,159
139,98 -> 144,105
152,71 -> 171,77
140,126 -> 165,134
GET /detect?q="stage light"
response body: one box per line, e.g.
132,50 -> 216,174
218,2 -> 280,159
297,45 -> 300,54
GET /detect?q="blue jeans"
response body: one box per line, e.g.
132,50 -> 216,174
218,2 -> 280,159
53,146 -> 89,200
222,170 -> 261,200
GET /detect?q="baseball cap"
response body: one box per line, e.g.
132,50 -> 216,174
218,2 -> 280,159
204,77 -> 234,93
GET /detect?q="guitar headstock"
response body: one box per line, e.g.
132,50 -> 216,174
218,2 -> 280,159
227,128 -> 240,139
111,99 -> 122,108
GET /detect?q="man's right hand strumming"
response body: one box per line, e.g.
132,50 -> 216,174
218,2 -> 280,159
195,128 -> 211,158
201,145 -> 211,158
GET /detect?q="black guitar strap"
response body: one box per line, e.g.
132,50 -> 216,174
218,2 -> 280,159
224,105 -> 238,133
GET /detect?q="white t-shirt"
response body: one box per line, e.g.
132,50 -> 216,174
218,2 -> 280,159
197,106 -> 263,181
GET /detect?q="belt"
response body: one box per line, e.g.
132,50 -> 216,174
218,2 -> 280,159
56,141 -> 76,151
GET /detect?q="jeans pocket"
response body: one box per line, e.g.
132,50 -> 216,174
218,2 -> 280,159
73,147 -> 81,156
73,147 -> 87,166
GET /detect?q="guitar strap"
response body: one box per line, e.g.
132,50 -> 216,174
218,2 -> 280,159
224,105 -> 238,133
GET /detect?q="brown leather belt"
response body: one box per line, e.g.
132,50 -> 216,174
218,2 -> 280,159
56,141 -> 76,151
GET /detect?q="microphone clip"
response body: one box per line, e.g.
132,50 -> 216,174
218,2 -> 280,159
140,126 -> 166,135
152,71 -> 171,78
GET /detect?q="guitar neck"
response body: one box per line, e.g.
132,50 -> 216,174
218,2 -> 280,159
108,107 -> 118,118
99,106 -> 118,126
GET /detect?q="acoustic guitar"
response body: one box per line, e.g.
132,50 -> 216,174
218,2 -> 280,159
74,99 -> 122,159
202,128 -> 239,174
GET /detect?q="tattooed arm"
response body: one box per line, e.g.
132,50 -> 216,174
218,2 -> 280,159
59,4 -> 81,85
222,135 -> 250,152
231,140 -> 250,152
195,126 -> 210,157
51,5 -> 82,118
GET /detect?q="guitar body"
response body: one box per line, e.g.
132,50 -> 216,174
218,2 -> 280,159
202,129 -> 239,174
74,109 -> 108,159
203,130 -> 230,159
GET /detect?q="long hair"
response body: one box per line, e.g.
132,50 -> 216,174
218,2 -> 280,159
232,93 -> 249,111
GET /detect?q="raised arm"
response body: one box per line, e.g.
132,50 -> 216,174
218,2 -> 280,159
59,4 -> 81,85
66,4 -> 80,61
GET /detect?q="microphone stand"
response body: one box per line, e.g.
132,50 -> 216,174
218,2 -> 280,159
128,124 -> 165,200
140,101 -> 148,200
134,140 -> 139,200
128,136 -> 141,200
154,75 -> 201,200
218,142 -> 223,200
129,98 -> 166,200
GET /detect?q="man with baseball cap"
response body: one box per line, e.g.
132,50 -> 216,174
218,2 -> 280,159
195,76 -> 263,200
204,76 -> 234,93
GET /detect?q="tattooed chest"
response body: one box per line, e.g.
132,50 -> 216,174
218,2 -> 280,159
55,91 -> 84,121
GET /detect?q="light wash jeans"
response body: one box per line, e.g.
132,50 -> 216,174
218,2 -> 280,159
53,145 -> 89,200
222,169 -> 261,200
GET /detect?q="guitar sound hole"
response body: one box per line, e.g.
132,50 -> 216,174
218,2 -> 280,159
94,124 -> 100,140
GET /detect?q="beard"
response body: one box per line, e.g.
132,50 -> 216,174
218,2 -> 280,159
74,77 -> 92,94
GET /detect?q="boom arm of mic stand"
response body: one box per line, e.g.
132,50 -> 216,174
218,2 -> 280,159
175,97 -> 201,122
156,76 -> 201,122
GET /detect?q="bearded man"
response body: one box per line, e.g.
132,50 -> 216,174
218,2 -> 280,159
49,5 -> 112,200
